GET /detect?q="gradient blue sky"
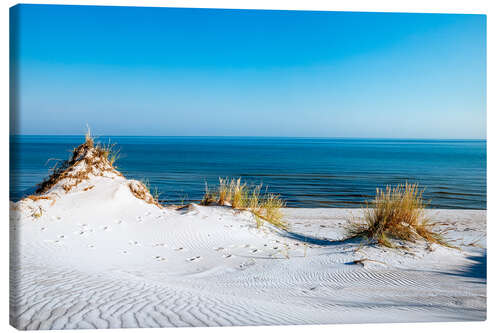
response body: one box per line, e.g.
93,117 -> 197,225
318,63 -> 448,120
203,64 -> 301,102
10,4 -> 486,138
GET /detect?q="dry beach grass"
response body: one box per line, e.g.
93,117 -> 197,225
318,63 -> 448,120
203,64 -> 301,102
348,183 -> 449,248
201,177 -> 287,230
35,130 -> 122,195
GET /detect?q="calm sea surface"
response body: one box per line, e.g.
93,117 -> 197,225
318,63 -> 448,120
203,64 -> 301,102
10,136 -> 486,209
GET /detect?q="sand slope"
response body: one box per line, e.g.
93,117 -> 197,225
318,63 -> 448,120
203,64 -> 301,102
10,169 -> 486,329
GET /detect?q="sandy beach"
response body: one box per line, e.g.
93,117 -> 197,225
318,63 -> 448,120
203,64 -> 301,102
9,149 -> 486,329
8,5 -> 488,331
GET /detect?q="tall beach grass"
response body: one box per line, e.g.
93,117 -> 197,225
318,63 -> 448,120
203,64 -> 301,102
201,177 -> 287,230
348,183 -> 448,248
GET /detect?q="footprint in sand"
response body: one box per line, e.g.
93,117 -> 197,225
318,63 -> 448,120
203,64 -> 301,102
186,256 -> 201,262
129,240 -> 141,246
251,249 -> 259,253
44,239 -> 60,244
122,250 -> 128,254
88,244 -> 95,249
213,247 -> 224,252
154,256 -> 166,261
238,260 -> 256,269
223,254 -> 233,258
59,235 -> 65,239
102,226 -> 110,231
174,247 -> 184,251
40,227 -> 46,231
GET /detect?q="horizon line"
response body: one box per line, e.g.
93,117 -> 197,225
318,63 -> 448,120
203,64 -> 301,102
10,134 -> 487,141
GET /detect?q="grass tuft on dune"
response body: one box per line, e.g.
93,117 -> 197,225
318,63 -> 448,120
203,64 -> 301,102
30,129 -> 163,208
128,180 -> 162,208
201,178 -> 287,230
348,183 -> 450,248
35,129 -> 122,194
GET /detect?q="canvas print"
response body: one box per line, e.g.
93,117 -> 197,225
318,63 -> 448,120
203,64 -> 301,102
9,4 -> 486,330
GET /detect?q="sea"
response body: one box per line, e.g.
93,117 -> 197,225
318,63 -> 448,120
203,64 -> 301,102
10,136 -> 486,209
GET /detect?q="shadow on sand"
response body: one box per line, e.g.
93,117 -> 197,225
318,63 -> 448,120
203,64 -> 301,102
442,252 -> 486,282
280,230 -> 355,246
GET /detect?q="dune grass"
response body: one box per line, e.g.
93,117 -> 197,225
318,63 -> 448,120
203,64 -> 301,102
201,178 -> 287,230
25,195 -> 51,201
31,128 -> 163,209
348,183 -> 449,248
128,180 -> 162,208
35,129 -> 122,194
97,141 -> 120,167
231,178 -> 247,209
132,178 -> 162,207
252,193 -> 286,229
31,207 -> 43,219
201,182 -> 218,206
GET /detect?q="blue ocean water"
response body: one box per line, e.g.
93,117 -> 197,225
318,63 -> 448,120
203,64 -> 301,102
10,136 -> 486,209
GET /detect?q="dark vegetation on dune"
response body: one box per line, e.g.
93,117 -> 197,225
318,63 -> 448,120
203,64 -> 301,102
35,131 -> 121,194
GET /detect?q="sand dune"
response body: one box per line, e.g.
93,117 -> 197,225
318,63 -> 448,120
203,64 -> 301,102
9,144 -> 486,329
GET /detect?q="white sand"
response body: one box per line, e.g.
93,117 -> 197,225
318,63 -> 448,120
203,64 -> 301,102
9,170 -> 486,329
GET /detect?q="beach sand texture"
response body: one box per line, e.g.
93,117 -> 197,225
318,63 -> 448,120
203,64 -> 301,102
9,145 -> 486,329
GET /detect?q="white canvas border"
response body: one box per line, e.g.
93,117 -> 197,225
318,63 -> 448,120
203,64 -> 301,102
1,1 -> 497,332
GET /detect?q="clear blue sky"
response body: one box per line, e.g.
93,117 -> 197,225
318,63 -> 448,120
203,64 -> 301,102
10,4 -> 486,138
